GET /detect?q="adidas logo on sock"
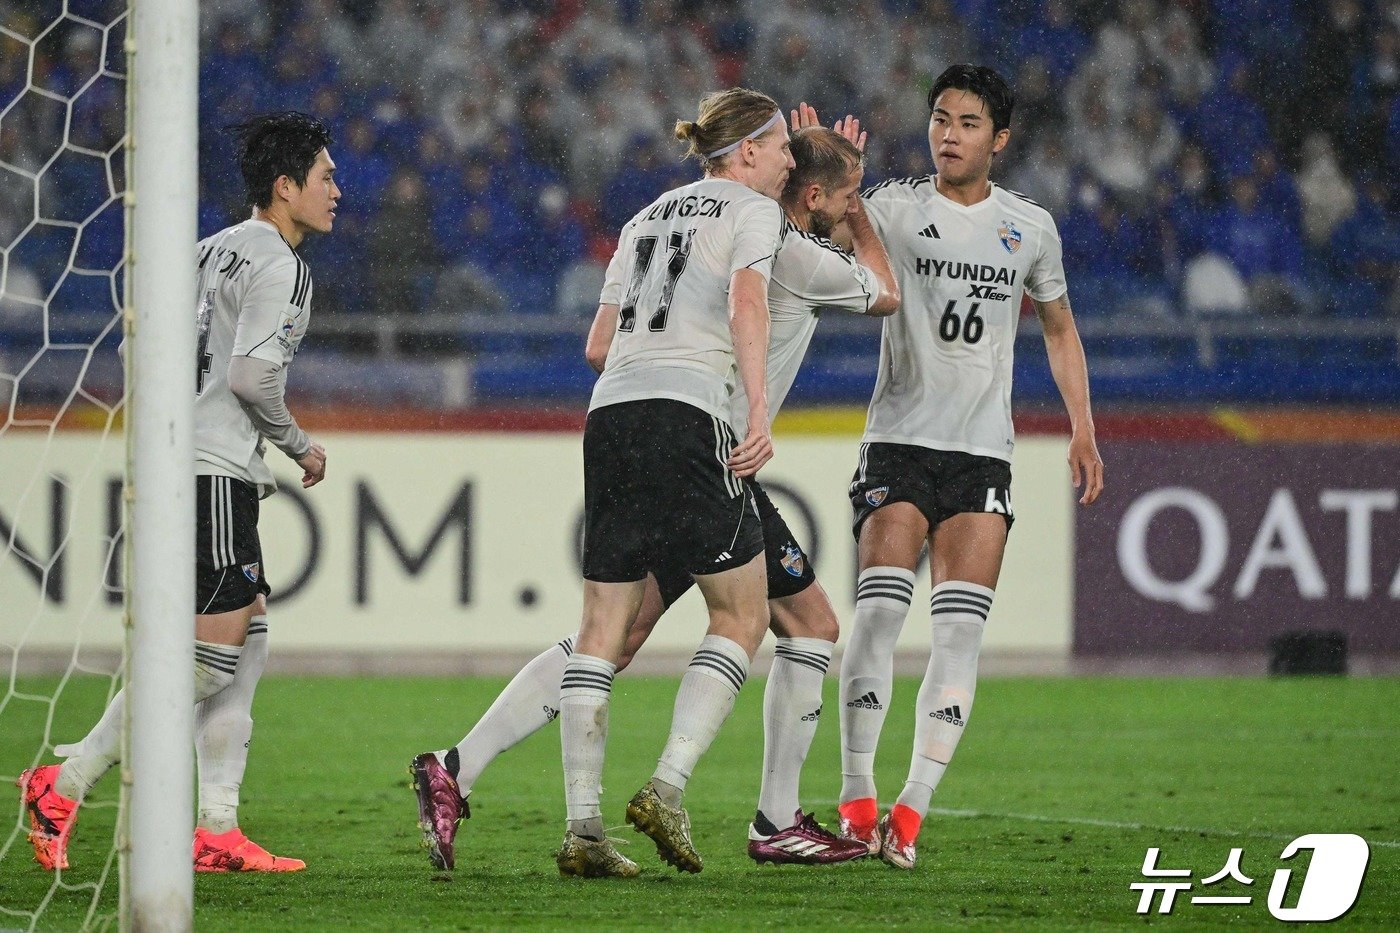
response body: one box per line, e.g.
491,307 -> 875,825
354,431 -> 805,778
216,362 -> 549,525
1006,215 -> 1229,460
917,222 -> 940,238
801,706 -> 822,722
543,705 -> 559,722
846,691 -> 883,710
932,704 -> 965,726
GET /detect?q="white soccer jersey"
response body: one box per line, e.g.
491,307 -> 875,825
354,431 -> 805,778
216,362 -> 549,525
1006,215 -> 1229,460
193,219 -> 312,496
860,177 -> 1066,461
728,220 -> 882,437
593,178 -> 785,422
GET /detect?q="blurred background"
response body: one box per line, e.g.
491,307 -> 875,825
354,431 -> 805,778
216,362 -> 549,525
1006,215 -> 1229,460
2,0 -> 1398,672
4,0 -> 1399,408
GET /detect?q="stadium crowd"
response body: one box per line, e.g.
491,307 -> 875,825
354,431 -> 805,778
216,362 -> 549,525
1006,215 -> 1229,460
3,0 -> 1400,345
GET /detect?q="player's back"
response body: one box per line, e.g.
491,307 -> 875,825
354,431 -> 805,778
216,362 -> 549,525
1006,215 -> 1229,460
592,178 -> 784,422
860,178 -> 1065,461
193,219 -> 312,495
727,221 -> 882,437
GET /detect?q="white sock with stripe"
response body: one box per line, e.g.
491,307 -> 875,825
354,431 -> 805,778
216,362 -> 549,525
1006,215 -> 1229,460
559,652 -> 615,837
442,635 -> 575,795
653,634 -> 750,799
55,639 -> 240,801
757,637 -> 833,828
839,566 -> 915,803
196,616 -> 268,833
896,581 -> 991,818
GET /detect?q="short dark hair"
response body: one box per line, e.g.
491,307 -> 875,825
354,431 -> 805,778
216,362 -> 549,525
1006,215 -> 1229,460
927,65 -> 1015,134
783,127 -> 863,202
227,111 -> 333,209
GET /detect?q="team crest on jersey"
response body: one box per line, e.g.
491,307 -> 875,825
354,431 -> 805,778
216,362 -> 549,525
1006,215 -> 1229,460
997,220 -> 1022,254
865,487 -> 889,507
241,562 -> 260,583
779,544 -> 805,577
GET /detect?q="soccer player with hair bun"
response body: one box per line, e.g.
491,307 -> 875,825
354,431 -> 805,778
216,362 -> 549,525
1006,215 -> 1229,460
412,112 -> 904,873
799,64 -> 1104,870
19,111 -> 337,874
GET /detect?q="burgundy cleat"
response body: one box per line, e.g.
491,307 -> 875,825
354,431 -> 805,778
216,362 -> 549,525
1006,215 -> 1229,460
747,810 -> 870,865
410,750 -> 468,870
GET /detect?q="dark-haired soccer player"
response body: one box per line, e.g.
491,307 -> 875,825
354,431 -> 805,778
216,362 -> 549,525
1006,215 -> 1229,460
803,65 -> 1103,870
19,111 -> 338,873
411,121 -> 899,871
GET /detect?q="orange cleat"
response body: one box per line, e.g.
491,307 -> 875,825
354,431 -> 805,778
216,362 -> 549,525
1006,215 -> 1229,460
18,765 -> 78,871
836,797 -> 881,856
879,804 -> 922,870
193,827 -> 306,872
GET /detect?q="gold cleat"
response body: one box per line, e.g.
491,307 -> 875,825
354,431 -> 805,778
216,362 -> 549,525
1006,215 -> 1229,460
625,780 -> 702,874
555,832 -> 640,878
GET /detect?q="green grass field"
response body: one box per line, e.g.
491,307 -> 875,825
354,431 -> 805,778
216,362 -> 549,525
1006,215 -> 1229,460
2,674 -> 1397,930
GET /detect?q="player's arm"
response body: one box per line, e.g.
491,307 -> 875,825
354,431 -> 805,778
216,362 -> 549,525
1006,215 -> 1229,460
585,303 -> 619,374
227,358 -> 324,488
231,254 -> 326,488
1033,293 -> 1103,506
845,197 -> 900,316
726,267 -> 772,477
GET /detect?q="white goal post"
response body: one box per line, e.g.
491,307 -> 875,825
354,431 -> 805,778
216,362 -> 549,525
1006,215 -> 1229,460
124,0 -> 196,929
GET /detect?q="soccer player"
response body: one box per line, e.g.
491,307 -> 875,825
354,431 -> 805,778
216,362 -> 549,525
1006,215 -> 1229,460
18,112 -> 337,873
411,122 -> 899,871
816,65 -> 1105,869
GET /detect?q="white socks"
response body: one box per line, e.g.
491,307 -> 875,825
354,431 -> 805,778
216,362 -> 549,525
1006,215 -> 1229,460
896,581 -> 991,818
838,567 -> 914,803
559,652 -> 615,836
441,636 -> 574,795
196,616 -> 268,833
55,638 -> 242,802
757,637 -> 833,826
653,634 -> 750,797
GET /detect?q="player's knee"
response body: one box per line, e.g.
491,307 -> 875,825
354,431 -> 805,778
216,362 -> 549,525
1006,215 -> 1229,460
770,595 -> 838,642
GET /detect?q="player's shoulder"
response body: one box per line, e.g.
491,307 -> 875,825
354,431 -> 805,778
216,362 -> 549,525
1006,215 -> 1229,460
992,184 -> 1058,232
861,174 -> 936,203
779,219 -> 853,265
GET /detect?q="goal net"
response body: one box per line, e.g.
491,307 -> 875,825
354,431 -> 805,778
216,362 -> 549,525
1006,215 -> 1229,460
2,1 -> 195,928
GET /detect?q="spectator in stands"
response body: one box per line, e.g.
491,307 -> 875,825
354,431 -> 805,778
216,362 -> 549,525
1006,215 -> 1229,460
1187,60 -> 1273,178
1297,134 -> 1358,249
337,117 -> 393,213
369,168 -> 438,317
1205,174 -> 1308,313
1329,174 -> 1400,316
1015,0 -> 1089,84
1144,3 -> 1213,106
1007,134 -> 1074,218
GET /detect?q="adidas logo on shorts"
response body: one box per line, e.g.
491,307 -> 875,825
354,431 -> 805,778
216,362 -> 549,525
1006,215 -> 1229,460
543,705 -> 559,722
932,704 -> 965,726
846,691 -> 883,711
801,706 -> 822,722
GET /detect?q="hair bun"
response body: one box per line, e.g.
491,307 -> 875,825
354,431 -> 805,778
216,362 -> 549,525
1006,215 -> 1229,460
674,119 -> 698,141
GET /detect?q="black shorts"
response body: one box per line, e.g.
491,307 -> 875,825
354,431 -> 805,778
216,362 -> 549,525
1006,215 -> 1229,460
653,479 -> 816,607
581,399 -> 764,583
850,442 -> 1014,538
196,474 -> 270,615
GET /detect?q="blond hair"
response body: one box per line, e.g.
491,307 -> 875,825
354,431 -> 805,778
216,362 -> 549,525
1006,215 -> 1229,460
674,88 -> 782,172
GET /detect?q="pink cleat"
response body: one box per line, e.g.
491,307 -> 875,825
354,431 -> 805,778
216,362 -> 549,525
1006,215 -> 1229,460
748,810 -> 870,865
410,750 -> 468,870
18,765 -> 78,871
193,826 -> 305,872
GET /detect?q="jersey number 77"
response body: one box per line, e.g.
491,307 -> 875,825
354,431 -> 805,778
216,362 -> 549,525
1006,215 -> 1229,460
619,228 -> 695,333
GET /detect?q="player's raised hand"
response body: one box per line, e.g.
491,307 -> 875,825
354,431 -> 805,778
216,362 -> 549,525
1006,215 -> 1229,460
1068,430 -> 1103,506
790,102 -> 821,131
297,440 -> 327,488
727,423 -> 773,478
831,114 -> 866,151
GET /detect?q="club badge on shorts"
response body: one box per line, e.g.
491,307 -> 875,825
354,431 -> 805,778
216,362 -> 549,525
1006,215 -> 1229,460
780,543 -> 805,577
241,562 -> 260,583
865,487 -> 889,507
